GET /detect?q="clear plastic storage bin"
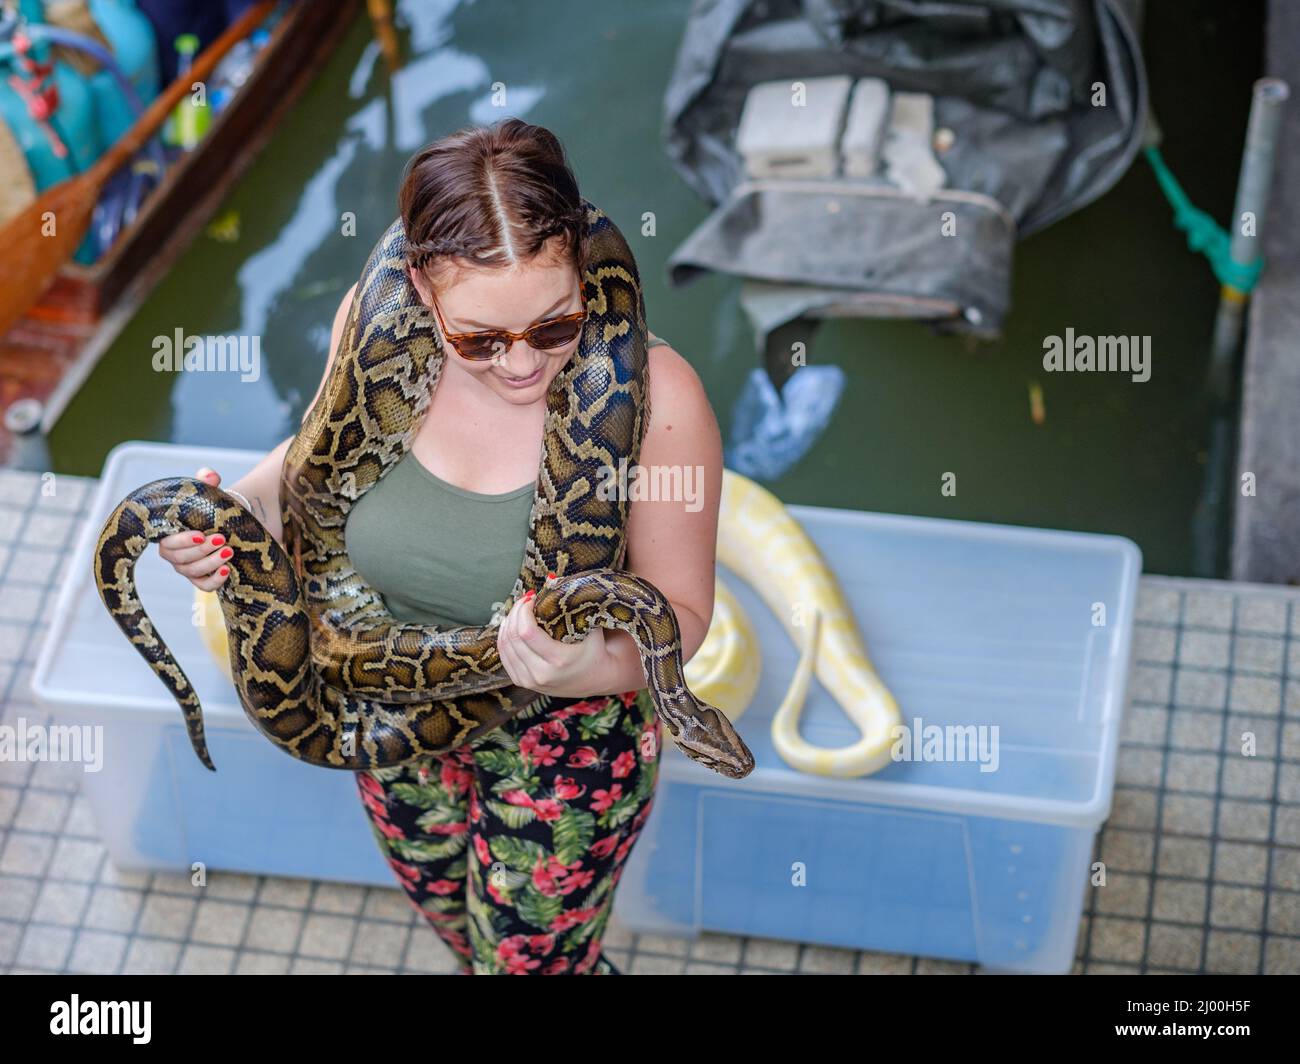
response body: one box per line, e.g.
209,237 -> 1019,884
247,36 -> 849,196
611,490 -> 1139,975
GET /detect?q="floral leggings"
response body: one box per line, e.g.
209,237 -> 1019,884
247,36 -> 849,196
355,688 -> 662,975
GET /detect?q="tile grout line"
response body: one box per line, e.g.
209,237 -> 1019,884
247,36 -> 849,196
281,877 -> 318,973
0,474 -> 49,724
3,470 -> 95,977
1256,598 -> 1293,974
1137,586 -> 1184,974
227,873 -> 264,972
1195,594 -> 1238,972
46,779 -> 93,972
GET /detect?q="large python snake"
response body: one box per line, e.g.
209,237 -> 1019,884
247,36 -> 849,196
196,465 -> 904,777
93,201 -> 755,779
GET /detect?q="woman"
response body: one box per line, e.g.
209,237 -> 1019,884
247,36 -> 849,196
158,118 -> 723,974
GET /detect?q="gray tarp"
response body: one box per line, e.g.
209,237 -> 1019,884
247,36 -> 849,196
662,0 -> 1148,343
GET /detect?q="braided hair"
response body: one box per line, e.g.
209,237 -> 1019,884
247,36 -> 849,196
404,203 -> 588,271
404,235 -> 488,272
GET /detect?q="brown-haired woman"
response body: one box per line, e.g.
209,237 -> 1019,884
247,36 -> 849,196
156,118 -> 723,974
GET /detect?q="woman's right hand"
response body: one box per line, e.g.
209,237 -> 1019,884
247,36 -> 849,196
158,467 -> 235,590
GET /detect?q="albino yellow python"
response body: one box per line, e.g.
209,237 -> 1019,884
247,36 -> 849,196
93,201 -> 754,779
716,471 -> 900,776
680,578 -> 762,719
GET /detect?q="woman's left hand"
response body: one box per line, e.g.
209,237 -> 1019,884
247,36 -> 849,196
498,588 -> 610,697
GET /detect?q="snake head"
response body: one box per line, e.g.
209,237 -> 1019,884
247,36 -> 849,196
658,691 -> 755,780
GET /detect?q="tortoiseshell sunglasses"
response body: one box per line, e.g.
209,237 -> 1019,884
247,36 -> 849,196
428,285 -> 588,361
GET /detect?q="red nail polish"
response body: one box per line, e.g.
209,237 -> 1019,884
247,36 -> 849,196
219,547 -> 233,559
211,535 -> 225,547
218,566 -> 229,577
192,534 -> 204,544
547,571 -> 556,580
523,590 -> 535,602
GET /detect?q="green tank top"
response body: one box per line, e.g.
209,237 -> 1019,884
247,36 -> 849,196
346,451 -> 536,627
346,336 -> 669,627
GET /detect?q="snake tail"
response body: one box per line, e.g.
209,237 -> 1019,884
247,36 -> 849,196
91,476 -> 286,771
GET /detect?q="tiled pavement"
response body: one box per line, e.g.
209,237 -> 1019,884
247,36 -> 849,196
1,468 -> 1298,975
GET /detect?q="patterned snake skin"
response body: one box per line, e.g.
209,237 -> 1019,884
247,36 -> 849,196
92,201 -> 755,779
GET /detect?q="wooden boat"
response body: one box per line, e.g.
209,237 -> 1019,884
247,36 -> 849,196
0,0 -> 360,467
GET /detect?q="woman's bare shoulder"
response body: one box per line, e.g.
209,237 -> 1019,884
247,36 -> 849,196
643,341 -> 719,447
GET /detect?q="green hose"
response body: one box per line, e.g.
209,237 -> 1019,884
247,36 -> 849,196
1144,144 -> 1263,293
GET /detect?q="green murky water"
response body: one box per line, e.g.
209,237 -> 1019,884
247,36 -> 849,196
47,0 -> 1265,577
